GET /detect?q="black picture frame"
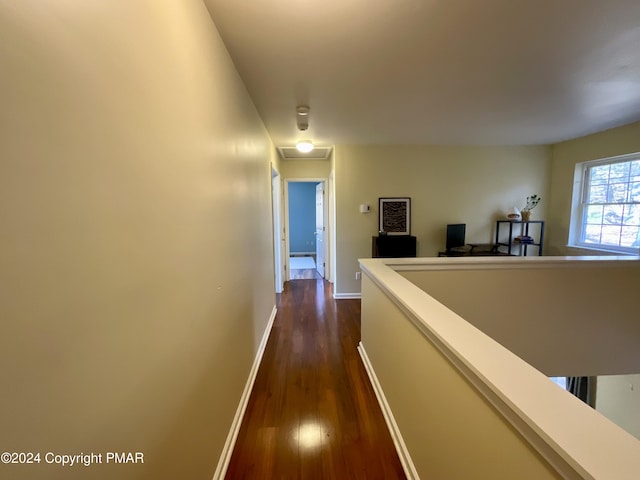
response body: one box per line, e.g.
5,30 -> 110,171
379,197 -> 411,235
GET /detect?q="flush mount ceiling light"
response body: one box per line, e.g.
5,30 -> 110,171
296,140 -> 314,153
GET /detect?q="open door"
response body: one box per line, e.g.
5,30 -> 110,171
315,182 -> 325,278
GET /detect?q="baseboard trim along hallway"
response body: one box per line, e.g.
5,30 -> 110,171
333,293 -> 361,300
212,305 -> 278,480
357,341 -> 419,480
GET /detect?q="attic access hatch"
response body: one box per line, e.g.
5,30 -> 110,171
277,146 -> 333,160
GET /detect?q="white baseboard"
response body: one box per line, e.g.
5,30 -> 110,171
357,342 -> 419,480
333,293 -> 361,299
212,305 -> 277,480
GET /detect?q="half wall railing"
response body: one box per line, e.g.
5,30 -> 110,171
358,256 -> 640,480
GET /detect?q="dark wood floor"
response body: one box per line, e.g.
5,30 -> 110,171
225,278 -> 406,479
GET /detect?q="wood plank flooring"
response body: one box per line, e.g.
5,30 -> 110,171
225,278 -> 406,479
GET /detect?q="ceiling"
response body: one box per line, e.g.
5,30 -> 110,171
204,0 -> 640,148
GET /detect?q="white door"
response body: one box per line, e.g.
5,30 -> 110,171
315,183 -> 325,278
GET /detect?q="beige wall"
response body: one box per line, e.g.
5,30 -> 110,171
278,157 -> 332,179
547,121 -> 640,255
401,262 -> 640,376
0,2 -> 274,479
596,374 -> 640,440
334,144 -> 551,294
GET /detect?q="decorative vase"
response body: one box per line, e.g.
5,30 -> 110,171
506,207 -> 521,221
521,210 -> 531,222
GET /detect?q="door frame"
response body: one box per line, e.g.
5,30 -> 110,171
271,164 -> 284,293
283,178 -> 331,282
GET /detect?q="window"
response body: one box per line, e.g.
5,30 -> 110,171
549,377 -> 567,389
570,154 -> 640,254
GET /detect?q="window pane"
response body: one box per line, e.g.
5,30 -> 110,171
585,205 -> 603,224
601,225 -> 622,246
607,182 -> 628,202
623,204 -> 640,226
584,224 -> 602,244
603,204 -> 624,225
588,185 -> 607,203
590,165 -> 610,185
630,182 -> 640,202
577,158 -> 640,253
610,161 -> 630,179
621,227 -> 640,248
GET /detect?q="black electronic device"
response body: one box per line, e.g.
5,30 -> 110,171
445,224 -> 466,253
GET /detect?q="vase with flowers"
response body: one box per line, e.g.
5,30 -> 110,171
521,194 -> 541,221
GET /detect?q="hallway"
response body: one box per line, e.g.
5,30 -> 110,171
225,278 -> 406,479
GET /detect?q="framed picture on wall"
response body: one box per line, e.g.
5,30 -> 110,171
379,197 -> 411,235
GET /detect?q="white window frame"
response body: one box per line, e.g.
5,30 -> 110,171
569,152 -> 640,255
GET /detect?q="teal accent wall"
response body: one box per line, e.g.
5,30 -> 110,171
289,182 -> 317,253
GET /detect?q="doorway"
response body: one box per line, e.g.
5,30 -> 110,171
284,179 -> 328,282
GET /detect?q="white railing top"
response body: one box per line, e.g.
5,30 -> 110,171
378,253 -> 639,270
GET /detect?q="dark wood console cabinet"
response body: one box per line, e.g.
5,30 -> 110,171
372,235 -> 417,258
